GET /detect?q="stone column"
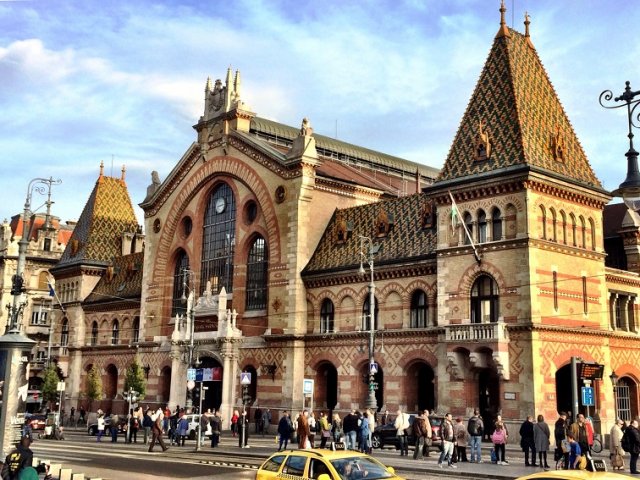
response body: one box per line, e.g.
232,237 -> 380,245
622,296 -> 630,331
501,216 -> 506,240
219,339 -> 238,430
609,293 -> 617,330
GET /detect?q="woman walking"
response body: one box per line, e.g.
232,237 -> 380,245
534,414 -> 551,469
609,418 -> 625,470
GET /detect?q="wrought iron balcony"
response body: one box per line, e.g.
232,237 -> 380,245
444,322 -> 509,342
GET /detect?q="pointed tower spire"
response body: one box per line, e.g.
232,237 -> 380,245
234,70 -> 242,100
121,164 -> 126,182
99,160 -> 104,182
205,76 -> 212,93
496,0 -> 510,38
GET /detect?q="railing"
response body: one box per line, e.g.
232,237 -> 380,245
445,322 -> 508,342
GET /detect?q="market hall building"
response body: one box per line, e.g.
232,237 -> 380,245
46,6 -> 640,436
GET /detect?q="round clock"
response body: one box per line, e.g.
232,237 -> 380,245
215,197 -> 226,214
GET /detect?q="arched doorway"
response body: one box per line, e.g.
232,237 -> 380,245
105,364 -> 118,399
405,361 -> 436,412
478,368 -> 500,436
616,376 -> 639,422
315,362 -> 338,411
359,363 -> 384,411
199,356 -> 223,412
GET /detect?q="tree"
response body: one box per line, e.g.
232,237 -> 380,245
42,363 -> 60,408
124,357 -> 146,399
85,364 -> 102,411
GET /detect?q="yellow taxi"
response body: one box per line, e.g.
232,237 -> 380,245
255,448 -> 405,480
516,470 -> 631,479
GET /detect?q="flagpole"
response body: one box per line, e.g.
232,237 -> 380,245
448,191 -> 482,263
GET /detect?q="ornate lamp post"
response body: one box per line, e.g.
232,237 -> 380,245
610,370 -> 619,421
600,81 -> 640,209
180,268 -> 198,411
358,235 -> 380,410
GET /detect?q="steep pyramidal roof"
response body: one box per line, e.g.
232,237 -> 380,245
56,166 -> 139,268
437,13 -> 602,188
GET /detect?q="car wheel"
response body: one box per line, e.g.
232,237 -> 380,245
88,426 -> 96,435
371,434 -> 381,449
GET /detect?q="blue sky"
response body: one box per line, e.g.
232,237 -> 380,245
1,0 -> 638,226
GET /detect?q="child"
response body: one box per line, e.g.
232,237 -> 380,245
491,423 -> 508,465
567,433 -> 582,469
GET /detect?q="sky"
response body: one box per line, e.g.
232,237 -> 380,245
1,0 -> 639,227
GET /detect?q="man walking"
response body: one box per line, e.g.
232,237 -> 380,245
111,413 -> 119,443
412,412 -> 427,460
148,407 -> 169,452
277,411 -> 293,451
438,413 -> 457,468
394,408 -> 410,456
467,409 -> 484,463
343,410 -> 358,451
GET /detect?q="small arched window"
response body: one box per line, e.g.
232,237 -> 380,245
550,208 -> 557,242
580,216 -> 586,249
61,319 -> 69,349
491,207 -> 502,241
570,214 -> 577,246
470,275 -> 499,323
111,320 -> 119,345
540,206 -> 547,239
410,290 -> 428,328
132,316 -> 140,343
477,210 -> 487,243
463,212 -> 473,245
362,296 -> 379,331
320,299 -> 335,333
91,321 -> 98,346
589,218 -> 596,251
246,236 -> 268,311
560,210 -> 567,244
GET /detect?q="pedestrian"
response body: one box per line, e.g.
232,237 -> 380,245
359,412 -> 370,454
262,409 -> 271,436
412,411 -> 427,460
177,409 -> 189,446
96,413 -> 105,442
519,415 -> 536,466
453,417 -> 468,462
210,410 -> 222,448
623,419 -> 640,474
231,409 -> 239,437
534,414 -> 551,469
143,408 -> 153,445
343,410 -> 358,451
110,413 -> 119,443
467,408 -> 484,463
438,413 -> 456,469
70,407 -> 75,426
319,412 -> 331,448
277,411 -> 293,451
567,433 -> 582,469
554,412 -> 569,470
394,408 -> 410,456
254,407 -> 263,434
1,435 -> 48,479
366,409 -> 375,454
148,407 -> 169,452
128,408 -> 139,443
491,422 -> 508,465
609,418 -> 625,471
331,413 -> 343,445
308,411 -> 317,448
163,405 -> 171,433
569,413 -> 590,455
381,410 -> 389,426
297,411 -> 310,449
79,406 -> 86,425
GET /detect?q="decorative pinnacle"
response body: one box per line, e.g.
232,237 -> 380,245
99,160 -> 104,177
121,164 -> 126,182
496,0 -> 510,38
524,12 -> 530,37
205,76 -> 212,93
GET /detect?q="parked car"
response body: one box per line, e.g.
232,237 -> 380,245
256,448 -> 404,480
87,416 -> 128,436
26,414 -> 47,431
182,414 -> 212,439
371,414 -> 443,450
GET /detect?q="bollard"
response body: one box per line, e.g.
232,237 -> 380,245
60,468 -> 73,480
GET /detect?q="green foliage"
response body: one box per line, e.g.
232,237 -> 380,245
42,363 -> 60,405
123,357 -> 146,399
85,364 -> 102,405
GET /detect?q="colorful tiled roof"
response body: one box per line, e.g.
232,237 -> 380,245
302,193 -> 436,276
84,251 -> 144,306
56,174 -> 139,268
437,25 -> 602,188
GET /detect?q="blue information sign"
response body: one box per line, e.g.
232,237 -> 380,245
581,386 -> 594,406
187,368 -> 196,381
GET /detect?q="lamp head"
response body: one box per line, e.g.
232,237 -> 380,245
610,370 -> 619,384
358,263 -> 366,276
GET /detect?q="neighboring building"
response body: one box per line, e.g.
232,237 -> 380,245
50,6 -> 640,437
0,210 -> 74,409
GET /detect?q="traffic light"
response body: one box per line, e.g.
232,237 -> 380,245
10,275 -> 25,295
193,385 -> 200,402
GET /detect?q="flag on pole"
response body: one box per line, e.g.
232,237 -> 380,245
448,191 -> 482,263
46,273 -> 65,313
47,279 -> 55,297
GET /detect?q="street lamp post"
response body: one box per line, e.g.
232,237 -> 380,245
610,370 -> 619,421
180,268 -> 197,412
359,235 -> 380,410
600,81 -> 640,209
0,177 -> 61,455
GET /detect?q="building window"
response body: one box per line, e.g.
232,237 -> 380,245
132,316 -> 140,344
61,319 -> 69,354
560,211 -> 567,244
410,290 -> 428,328
477,210 -> 487,243
615,298 -> 624,329
171,250 -> 190,318
570,214 -> 577,246
362,296 -> 379,331
470,275 -> 499,323
553,271 -> 558,311
580,216 -> 587,249
463,212 -> 473,245
111,320 -> 119,345
38,272 -> 49,290
30,305 -> 48,325
91,321 -> 98,346
246,236 -> 268,311
550,208 -> 557,242
491,207 -> 502,241
616,378 -> 635,422
320,299 -> 335,333
44,238 -> 52,251
201,183 -> 236,293
582,276 -> 587,315
540,206 -> 547,239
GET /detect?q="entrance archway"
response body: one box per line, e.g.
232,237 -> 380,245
406,362 -> 436,412
617,376 -> 639,422
478,368 -> 500,436
199,357 -> 223,412
105,364 -> 118,399
316,362 -> 338,411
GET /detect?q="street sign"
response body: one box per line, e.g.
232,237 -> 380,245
187,368 -> 196,381
578,363 -> 604,380
240,372 -> 252,385
581,386 -> 594,406
56,381 -> 65,392
370,362 -> 378,375
303,378 -> 314,396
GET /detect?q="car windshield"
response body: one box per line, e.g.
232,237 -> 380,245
330,457 -> 394,480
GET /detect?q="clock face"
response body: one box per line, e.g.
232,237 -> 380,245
215,197 -> 226,214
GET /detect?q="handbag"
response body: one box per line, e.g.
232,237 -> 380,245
322,429 -> 331,438
611,453 -> 624,468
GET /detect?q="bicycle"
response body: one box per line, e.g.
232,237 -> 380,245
591,433 -> 603,454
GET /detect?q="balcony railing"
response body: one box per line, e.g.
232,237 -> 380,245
445,322 -> 508,342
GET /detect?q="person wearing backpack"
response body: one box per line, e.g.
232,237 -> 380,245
491,422 -> 508,465
467,409 -> 484,463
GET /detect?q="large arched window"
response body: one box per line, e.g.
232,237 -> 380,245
111,320 -> 119,345
491,207 -> 502,241
246,236 -> 268,310
201,183 -> 236,293
320,299 -> 335,333
91,321 -> 98,346
362,296 -> 379,331
463,212 -> 473,245
470,275 -> 499,323
477,210 -> 487,243
61,319 -> 69,354
410,290 -> 428,328
132,316 -> 140,343
171,250 -> 190,318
